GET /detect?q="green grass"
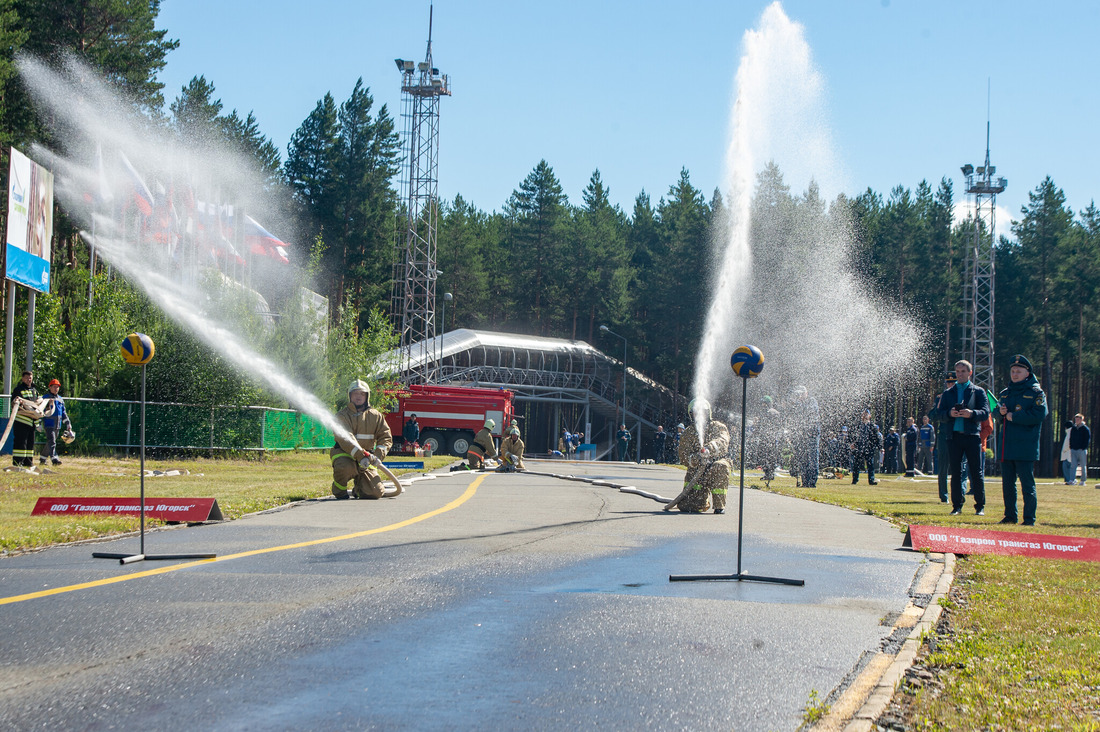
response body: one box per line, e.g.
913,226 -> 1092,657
0,451 -> 456,554
761,471 -> 1100,730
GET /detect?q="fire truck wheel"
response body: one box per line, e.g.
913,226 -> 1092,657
449,432 -> 475,456
420,430 -> 445,455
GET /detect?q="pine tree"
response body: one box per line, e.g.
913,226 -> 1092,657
333,78 -> 399,324
653,168 -> 708,393
221,109 -> 282,188
504,160 -> 569,334
1009,176 -> 1074,474
568,169 -> 631,342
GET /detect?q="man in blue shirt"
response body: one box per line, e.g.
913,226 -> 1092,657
917,416 -> 936,473
936,360 -> 990,516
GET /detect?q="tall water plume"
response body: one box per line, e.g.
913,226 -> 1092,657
693,2 -> 922,425
17,54 -> 364,445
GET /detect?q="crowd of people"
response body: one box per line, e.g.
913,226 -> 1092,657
740,356 -> 1091,527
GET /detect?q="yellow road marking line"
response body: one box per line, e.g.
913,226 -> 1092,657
0,476 -> 484,606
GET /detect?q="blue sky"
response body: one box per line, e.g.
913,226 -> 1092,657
157,0 -> 1098,230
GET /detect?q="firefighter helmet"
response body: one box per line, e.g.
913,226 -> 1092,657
348,379 -> 370,398
688,398 -> 712,422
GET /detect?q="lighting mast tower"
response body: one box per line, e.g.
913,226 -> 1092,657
390,7 -> 450,384
959,122 -> 1006,393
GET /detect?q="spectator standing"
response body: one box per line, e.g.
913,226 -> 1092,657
996,355 -> 1047,525
883,427 -> 900,474
673,423 -> 685,461
917,416 -> 936,473
39,379 -> 72,466
787,386 -> 821,487
930,372 -> 956,503
903,417 -> 918,477
402,414 -> 420,450
1068,414 -> 1091,486
616,424 -> 631,461
653,426 -> 667,463
1060,424 -> 1074,484
849,409 -> 881,485
936,360 -> 989,516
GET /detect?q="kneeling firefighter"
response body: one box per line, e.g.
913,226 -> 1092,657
330,380 -> 394,499
466,419 -> 498,469
499,426 -> 525,472
664,398 -> 731,514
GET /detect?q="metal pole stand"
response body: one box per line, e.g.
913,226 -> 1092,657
670,376 -> 803,587
93,363 -> 216,565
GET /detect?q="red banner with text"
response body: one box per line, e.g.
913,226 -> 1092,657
904,524 -> 1100,562
32,497 -> 223,523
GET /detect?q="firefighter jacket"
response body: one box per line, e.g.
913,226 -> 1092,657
501,435 -> 525,468
330,403 -> 392,463
12,381 -> 40,427
468,427 -> 497,459
678,420 -> 732,482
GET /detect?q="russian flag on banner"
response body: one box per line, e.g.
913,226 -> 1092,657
118,151 -> 153,217
244,215 -> 290,264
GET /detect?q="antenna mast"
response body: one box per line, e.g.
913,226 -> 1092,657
390,5 -> 451,384
959,83 -> 1006,392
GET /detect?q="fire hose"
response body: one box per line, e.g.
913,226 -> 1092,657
0,397 -> 56,462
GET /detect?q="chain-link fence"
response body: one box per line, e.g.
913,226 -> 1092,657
2,396 -> 334,453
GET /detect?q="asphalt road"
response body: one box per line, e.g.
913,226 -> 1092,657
0,460 -> 924,731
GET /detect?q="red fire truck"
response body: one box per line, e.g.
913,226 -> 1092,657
384,384 -> 515,456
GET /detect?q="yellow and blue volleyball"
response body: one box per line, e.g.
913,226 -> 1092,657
121,332 -> 155,365
730,345 -> 764,379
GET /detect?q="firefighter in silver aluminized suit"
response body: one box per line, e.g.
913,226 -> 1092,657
664,398 -> 732,514
330,380 -> 393,499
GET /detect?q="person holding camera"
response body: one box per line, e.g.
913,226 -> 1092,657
936,360 -> 990,516
996,355 -> 1047,525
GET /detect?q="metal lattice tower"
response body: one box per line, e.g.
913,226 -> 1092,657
959,121 -> 1006,392
390,7 -> 451,384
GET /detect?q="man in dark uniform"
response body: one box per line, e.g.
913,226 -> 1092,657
903,417 -> 918,477
402,414 -> 420,450
936,360 -> 990,516
996,355 -> 1047,525
616,424 -> 631,461
653,426 -> 667,464
11,371 -> 40,468
883,427 -> 900,474
850,409 -> 881,485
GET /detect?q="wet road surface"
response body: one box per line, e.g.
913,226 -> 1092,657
0,460 -> 924,731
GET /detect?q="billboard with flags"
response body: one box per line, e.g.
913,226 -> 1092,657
4,147 -> 54,292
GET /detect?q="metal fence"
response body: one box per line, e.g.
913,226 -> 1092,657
2,396 -> 334,453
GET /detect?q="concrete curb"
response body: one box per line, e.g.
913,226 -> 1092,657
810,552 -> 956,732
